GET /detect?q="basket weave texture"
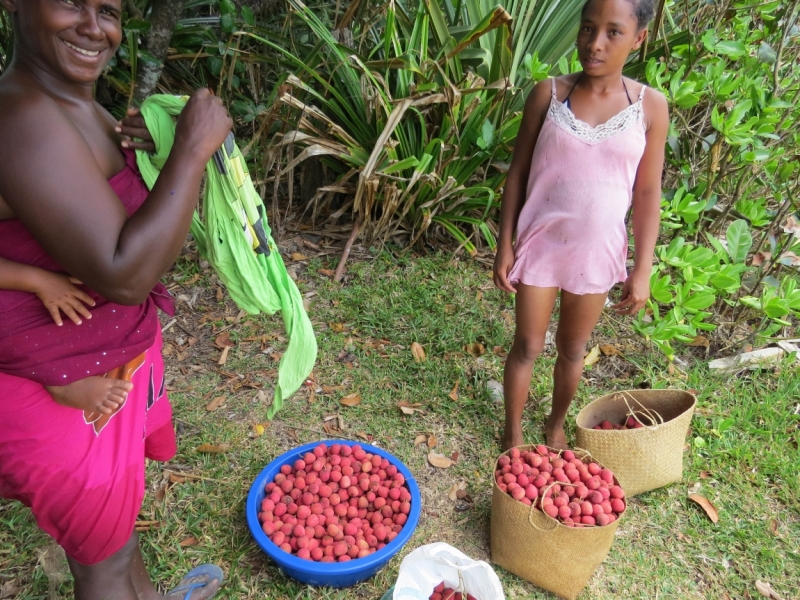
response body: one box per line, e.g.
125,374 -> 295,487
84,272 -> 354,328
575,389 -> 696,497
490,446 -> 623,600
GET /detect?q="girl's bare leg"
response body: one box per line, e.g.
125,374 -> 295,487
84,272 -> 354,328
545,290 -> 608,450
502,284 -> 558,450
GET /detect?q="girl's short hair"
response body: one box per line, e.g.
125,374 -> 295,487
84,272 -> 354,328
582,0 -> 657,30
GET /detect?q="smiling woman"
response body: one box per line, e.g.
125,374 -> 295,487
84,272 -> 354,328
0,1 -> 232,599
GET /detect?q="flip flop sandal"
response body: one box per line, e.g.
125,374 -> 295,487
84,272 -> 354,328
165,564 -> 224,600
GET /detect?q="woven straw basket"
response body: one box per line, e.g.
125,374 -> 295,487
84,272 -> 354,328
575,389 -> 696,497
490,446 -> 624,600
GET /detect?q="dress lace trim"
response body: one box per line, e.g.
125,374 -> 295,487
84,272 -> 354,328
547,79 -> 645,145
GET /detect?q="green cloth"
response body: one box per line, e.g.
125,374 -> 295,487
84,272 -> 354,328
135,95 -> 316,418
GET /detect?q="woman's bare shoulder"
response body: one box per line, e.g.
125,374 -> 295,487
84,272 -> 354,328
0,84 -> 73,144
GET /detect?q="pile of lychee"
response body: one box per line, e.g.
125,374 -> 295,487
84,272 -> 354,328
591,415 -> 646,430
428,582 -> 478,600
494,446 -> 626,527
258,443 -> 412,562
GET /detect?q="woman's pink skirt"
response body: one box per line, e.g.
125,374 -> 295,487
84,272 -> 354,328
0,329 -> 176,565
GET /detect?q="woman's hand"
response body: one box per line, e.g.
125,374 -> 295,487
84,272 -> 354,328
493,244 -> 518,294
174,88 -> 233,163
33,272 -> 96,326
612,270 -> 650,315
116,108 -> 156,153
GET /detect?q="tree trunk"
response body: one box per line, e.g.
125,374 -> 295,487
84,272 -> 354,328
133,0 -> 185,104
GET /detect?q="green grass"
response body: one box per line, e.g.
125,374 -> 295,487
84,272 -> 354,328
1,251 -> 798,599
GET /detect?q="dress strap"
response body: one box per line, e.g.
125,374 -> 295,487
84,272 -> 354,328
563,74 -> 582,108
622,78 -> 633,105
638,84 -> 647,102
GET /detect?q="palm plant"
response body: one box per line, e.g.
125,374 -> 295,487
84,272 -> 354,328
253,0 -> 585,254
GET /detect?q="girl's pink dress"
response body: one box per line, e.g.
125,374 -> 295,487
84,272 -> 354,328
508,78 -> 648,294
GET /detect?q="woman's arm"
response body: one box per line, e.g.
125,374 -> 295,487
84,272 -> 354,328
493,79 -> 552,293
612,88 -> 669,315
0,89 -> 231,305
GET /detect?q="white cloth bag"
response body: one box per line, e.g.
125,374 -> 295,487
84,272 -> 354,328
392,543 -> 506,600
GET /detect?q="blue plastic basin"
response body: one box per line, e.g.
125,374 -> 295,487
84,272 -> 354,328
246,440 -> 422,588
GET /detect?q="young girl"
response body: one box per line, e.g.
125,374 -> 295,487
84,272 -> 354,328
0,257 -> 134,414
493,0 -> 668,450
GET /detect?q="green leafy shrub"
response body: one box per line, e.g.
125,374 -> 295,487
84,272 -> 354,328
636,0 -> 800,359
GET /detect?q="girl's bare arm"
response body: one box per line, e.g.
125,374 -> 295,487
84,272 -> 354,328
494,79 -> 553,293
614,88 -> 669,314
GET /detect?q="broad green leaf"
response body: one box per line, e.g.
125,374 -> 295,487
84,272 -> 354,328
715,40 -> 747,59
726,220 -> 752,264
682,293 -> 717,312
758,42 -> 777,64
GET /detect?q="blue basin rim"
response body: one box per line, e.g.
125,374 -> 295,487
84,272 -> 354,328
246,439 -> 422,588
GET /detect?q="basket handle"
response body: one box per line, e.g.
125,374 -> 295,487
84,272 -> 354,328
619,391 -> 663,429
528,482 -> 559,531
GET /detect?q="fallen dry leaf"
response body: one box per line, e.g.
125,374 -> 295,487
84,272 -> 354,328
215,286 -> 223,302
179,536 -> 199,548
218,346 -> 231,366
291,252 -> 308,261
330,323 -> 345,333
444,304 -> 456,314
428,451 -> 455,469
689,335 -> 710,348
414,434 -> 428,447
688,493 -> 719,523
318,268 -> 335,277
779,251 -> 800,266
0,581 -> 20,599
448,481 -> 467,502
205,396 -> 226,412
769,519 -> 778,535
168,472 -> 187,484
599,344 -> 622,356
398,402 -> 423,415
308,388 -> 316,405
492,345 -> 508,357
451,451 -> 460,462
783,215 -> 800,236
448,381 -> 460,401
464,342 -> 485,357
411,342 -> 426,362
214,331 -> 234,349
751,251 -> 772,266
251,424 -> 267,437
699,471 -> 709,479
755,580 -> 786,600
584,345 -> 601,367
340,393 -> 361,407
427,434 -> 438,449
196,443 -> 231,454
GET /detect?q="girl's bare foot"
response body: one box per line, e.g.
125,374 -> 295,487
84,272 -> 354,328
501,426 -> 524,452
544,415 -> 569,450
46,377 -> 133,414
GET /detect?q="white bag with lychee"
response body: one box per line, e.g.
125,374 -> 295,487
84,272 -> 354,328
392,543 -> 505,600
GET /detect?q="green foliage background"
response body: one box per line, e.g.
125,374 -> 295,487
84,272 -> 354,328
1,0 -> 800,359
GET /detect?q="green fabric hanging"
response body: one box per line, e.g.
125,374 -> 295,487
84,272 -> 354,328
135,95 -> 316,418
